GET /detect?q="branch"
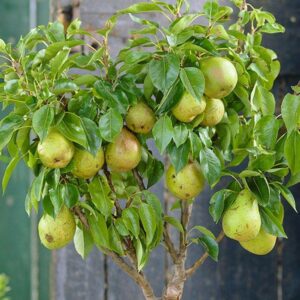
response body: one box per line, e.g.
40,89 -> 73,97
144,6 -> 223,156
103,164 -> 122,216
179,201 -> 193,255
185,231 -> 225,278
106,251 -> 157,300
72,206 -> 89,229
132,168 -> 146,190
163,224 -> 178,263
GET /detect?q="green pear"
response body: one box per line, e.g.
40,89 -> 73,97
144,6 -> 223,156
38,206 -> 76,250
222,189 -> 261,242
72,147 -> 105,179
239,228 -> 277,255
200,57 -> 238,98
239,202 -> 284,255
201,98 -> 224,127
172,92 -> 207,123
125,102 -> 156,134
37,129 -> 74,168
105,128 -> 142,172
166,161 -> 205,200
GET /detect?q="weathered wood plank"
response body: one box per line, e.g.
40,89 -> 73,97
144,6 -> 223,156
54,245 -> 105,300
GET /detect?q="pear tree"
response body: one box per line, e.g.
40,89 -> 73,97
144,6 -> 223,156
0,0 -> 299,299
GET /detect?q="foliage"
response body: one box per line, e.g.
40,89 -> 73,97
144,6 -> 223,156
0,274 -> 10,300
0,0 -> 299,298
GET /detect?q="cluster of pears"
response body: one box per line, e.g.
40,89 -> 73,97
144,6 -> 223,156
36,102 -> 157,249
165,57 -> 238,202
222,189 -> 279,255
172,57 -> 237,126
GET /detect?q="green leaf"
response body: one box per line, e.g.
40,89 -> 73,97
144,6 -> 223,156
146,158 -> 164,188
167,141 -> 190,173
74,225 -> 94,259
284,130 -> 300,175
246,176 -> 270,206
149,54 -> 180,92
94,80 -> 128,114
32,105 -> 55,142
53,79 -> 78,94
209,189 -> 237,223
189,132 -> 203,159
173,125 -> 189,147
50,48 -> 70,77
143,191 -> 163,217
281,94 -> 300,134
272,182 -> 297,212
170,14 -> 200,34
192,225 -> 215,239
164,215 -> 184,233
198,235 -> 219,261
156,79 -> 185,114
260,207 -> 287,238
118,2 -> 163,14
2,155 -> 21,193
252,85 -> 275,116
87,212 -> 110,249
179,67 -> 205,101
199,148 -> 221,186
254,116 -> 280,150
45,40 -> 85,60
99,109 -> 123,142
49,186 -> 63,215
115,219 -> 130,236
152,115 -> 173,154
122,208 -> 140,238
88,176 -> 114,218
139,203 -> 157,246
57,112 -> 87,148
109,225 -> 125,256
81,117 -> 102,156
0,114 -> 24,151
61,183 -> 79,208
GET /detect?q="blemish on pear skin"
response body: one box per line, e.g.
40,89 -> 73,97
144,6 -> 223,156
45,234 -> 54,243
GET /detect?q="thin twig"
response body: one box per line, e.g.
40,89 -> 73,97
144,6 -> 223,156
103,164 -> 122,216
163,225 -> 178,263
179,201 -> 193,255
132,168 -> 146,190
185,231 -> 225,278
72,206 -> 89,229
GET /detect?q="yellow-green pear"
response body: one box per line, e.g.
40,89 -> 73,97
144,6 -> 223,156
166,161 -> 205,200
239,228 -> 277,255
105,128 -> 142,172
172,92 -> 207,123
222,189 -> 261,242
38,206 -> 76,250
72,147 -> 105,179
125,102 -> 156,134
37,129 -> 74,168
201,98 -> 225,126
200,57 -> 238,98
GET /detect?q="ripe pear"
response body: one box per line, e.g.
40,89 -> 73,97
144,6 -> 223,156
38,206 -> 76,250
239,228 -> 277,255
172,92 -> 207,123
201,98 -> 225,126
105,128 -> 142,172
222,189 -> 261,242
125,102 -> 156,134
37,129 -> 74,168
200,57 -> 238,98
72,147 -> 105,179
166,161 -> 205,200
